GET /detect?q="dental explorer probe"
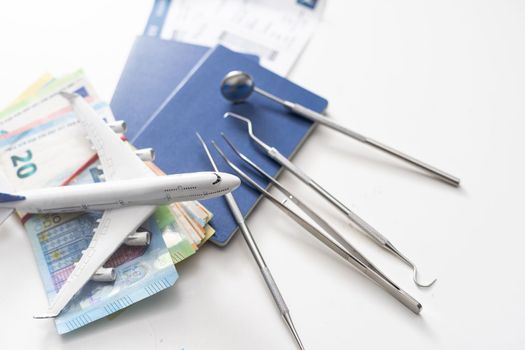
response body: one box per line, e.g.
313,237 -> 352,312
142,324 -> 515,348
212,140 -> 422,314
224,112 -> 436,288
196,133 -> 305,350
220,70 -> 460,187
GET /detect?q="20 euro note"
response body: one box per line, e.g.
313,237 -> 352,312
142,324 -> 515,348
0,71 -> 110,189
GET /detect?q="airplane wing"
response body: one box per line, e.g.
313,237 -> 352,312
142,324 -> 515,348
34,93 -> 158,318
60,91 -> 154,181
36,205 -> 156,318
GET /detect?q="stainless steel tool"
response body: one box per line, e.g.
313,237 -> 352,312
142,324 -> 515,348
196,132 -> 305,350
212,138 -> 422,314
220,70 -> 460,187
224,112 -> 436,288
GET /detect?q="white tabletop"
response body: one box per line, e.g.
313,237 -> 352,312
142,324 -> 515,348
0,1 -> 524,349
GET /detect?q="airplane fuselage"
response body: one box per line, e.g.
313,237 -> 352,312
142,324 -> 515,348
0,172 -> 238,213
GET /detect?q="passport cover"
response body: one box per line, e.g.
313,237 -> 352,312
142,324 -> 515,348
111,36 -> 258,140
111,36 -> 208,140
129,44 -> 328,245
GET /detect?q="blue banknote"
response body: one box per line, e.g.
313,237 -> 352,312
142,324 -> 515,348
24,162 -> 178,334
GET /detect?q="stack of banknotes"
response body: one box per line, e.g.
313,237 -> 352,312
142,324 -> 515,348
0,70 -> 215,334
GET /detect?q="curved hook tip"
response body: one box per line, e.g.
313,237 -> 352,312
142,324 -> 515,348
413,266 -> 437,288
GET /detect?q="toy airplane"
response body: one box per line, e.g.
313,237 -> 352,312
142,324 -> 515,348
0,92 -> 240,319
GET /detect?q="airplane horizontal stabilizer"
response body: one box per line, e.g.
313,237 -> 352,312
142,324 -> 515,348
0,193 -> 25,202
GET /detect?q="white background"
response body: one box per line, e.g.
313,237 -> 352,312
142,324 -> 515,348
0,1 -> 524,349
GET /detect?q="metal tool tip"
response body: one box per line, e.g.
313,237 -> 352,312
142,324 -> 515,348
283,312 -> 306,350
415,275 -> 437,288
211,140 -> 229,160
385,242 -> 437,289
195,131 -> 204,141
196,133 -> 220,172
221,133 -> 244,159
411,263 -> 437,288
224,112 -> 247,121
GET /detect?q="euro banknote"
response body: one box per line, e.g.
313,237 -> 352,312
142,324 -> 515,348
0,71 -> 215,333
0,73 -> 178,333
0,71 -> 212,255
25,161 -> 178,334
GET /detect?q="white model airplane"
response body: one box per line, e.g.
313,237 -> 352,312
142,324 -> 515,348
0,92 -> 240,318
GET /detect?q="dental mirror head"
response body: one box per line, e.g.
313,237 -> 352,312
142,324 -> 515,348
220,71 -> 255,103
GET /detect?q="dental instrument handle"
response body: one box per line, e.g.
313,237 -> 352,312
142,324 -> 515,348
267,147 -> 311,180
280,100 -> 460,187
213,141 -> 422,314
199,133 -> 305,350
222,132 -> 436,288
307,180 -> 387,242
275,197 -> 422,315
226,194 -> 305,350
267,147 -> 389,246
308,177 -> 436,287
229,200 -> 278,299
268,146 -> 436,287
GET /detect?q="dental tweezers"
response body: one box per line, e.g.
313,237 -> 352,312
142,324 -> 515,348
212,137 -> 422,314
224,112 -> 436,288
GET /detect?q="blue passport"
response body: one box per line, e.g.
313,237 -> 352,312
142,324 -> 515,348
128,45 -> 328,245
111,36 -> 208,140
111,36 -> 258,140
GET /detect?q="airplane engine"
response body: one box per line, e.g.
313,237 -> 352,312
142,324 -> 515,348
107,120 -> 127,133
135,148 -> 155,162
91,267 -> 117,282
124,230 -> 151,246
75,261 -> 116,282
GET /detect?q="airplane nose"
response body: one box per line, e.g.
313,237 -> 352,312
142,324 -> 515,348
218,172 -> 241,191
